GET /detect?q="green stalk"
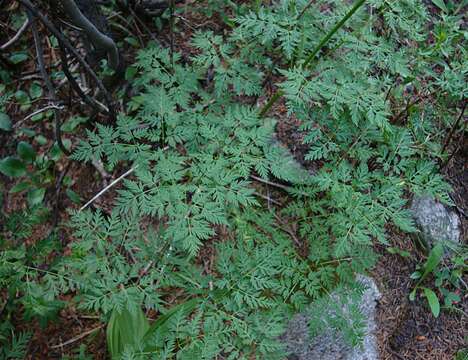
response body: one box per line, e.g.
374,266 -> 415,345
259,0 -> 367,117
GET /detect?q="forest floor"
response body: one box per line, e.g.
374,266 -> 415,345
1,0 -> 466,359
275,102 -> 468,360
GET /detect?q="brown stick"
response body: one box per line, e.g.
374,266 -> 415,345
58,42 -> 109,115
50,325 -> 104,349
27,10 -> 71,156
0,18 -> 30,50
441,100 -> 466,154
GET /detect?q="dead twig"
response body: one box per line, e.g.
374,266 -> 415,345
79,165 -> 138,211
21,104 -> 64,123
0,18 -> 30,50
441,100 -> 466,154
92,158 -> 111,186
170,0 -> 175,68
50,325 -> 103,349
27,10 -> 71,156
250,175 -> 291,191
273,212 -> 301,246
387,349 -> 406,360
58,42 -> 109,115
392,90 -> 439,125
18,0 -> 117,121
442,118 -> 467,170
128,7 -> 159,43
253,191 -> 282,206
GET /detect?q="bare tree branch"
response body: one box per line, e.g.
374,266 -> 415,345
61,0 -> 120,70
0,18 -> 31,50
18,0 -> 116,121
58,42 -> 109,115
27,10 -> 71,156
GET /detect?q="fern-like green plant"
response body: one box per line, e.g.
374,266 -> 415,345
2,0 -> 465,357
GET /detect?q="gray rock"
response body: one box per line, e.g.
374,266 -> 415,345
281,276 -> 381,360
410,196 -> 461,253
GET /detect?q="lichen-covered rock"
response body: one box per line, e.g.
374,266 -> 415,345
281,276 -> 381,360
410,196 -> 461,252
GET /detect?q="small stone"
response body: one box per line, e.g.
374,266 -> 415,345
281,276 -> 381,360
410,196 -> 461,253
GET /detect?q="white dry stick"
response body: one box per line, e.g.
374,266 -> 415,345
50,324 -> 103,349
22,104 -> 64,122
250,175 -> 291,191
79,165 -> 138,212
0,18 -> 31,50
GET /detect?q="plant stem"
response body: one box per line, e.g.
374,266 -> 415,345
297,0 -> 315,21
259,0 -> 367,117
302,0 -> 366,69
259,90 -> 283,117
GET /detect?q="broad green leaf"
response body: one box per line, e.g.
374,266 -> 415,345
125,66 -> 138,80
125,36 -> 140,47
143,298 -> 200,351
413,244 -> 444,290
49,143 -> 62,161
14,90 -> 29,105
66,189 -> 81,204
0,113 -> 12,131
0,157 -> 27,177
49,35 -> 58,47
63,139 -> 72,150
31,112 -> 45,122
9,52 -> 28,64
30,82 -> 43,99
106,306 -> 149,359
10,181 -> 30,193
409,289 -> 416,301
27,188 -> 46,207
35,135 -> 48,145
423,287 -> 440,317
50,140 -> 72,161
421,244 -> 444,279
21,128 -> 36,137
61,116 -> 89,133
17,141 -> 36,163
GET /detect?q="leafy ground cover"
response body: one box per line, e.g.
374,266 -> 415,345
0,0 -> 466,359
